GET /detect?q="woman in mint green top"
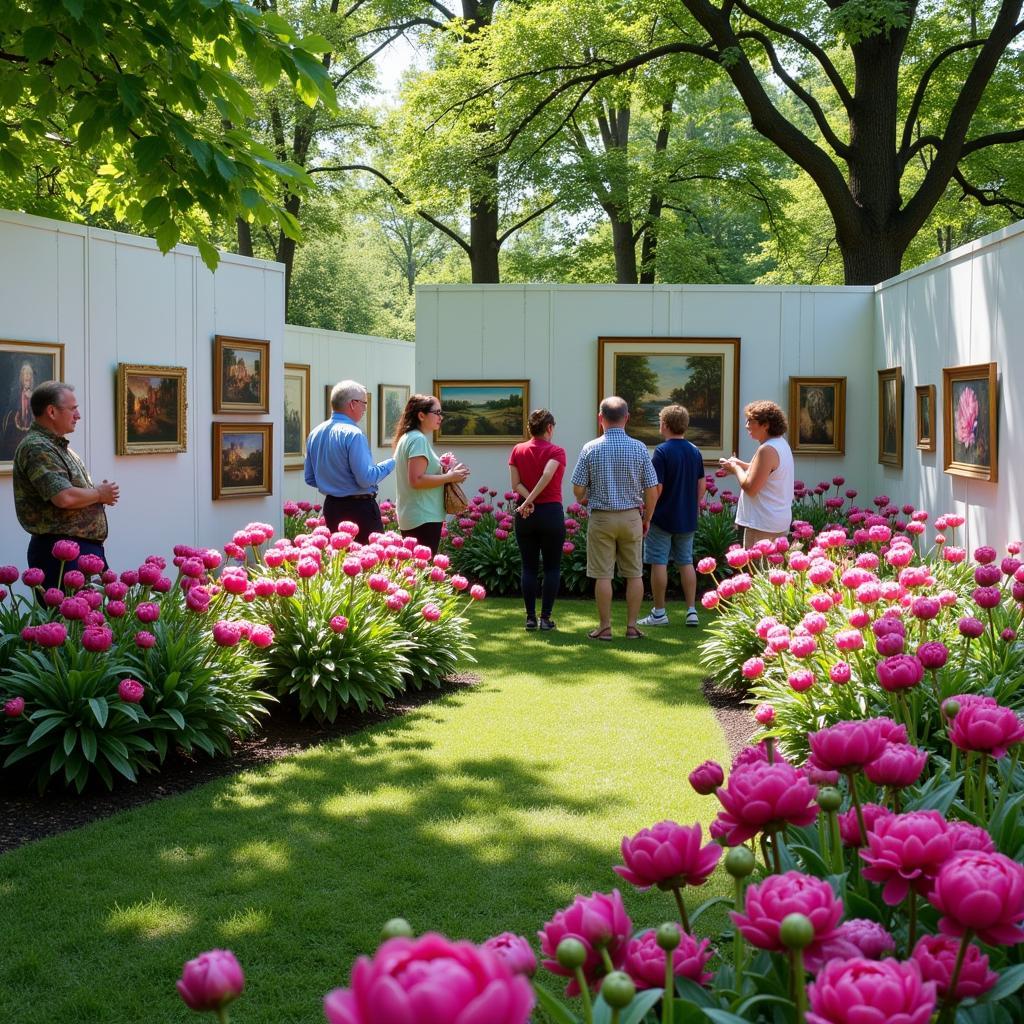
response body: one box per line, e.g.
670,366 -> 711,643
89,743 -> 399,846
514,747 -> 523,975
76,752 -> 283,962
393,394 -> 470,555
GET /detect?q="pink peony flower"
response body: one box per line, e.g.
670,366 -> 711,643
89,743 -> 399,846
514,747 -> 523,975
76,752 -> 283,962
864,743 -> 927,787
0,565 -> 19,585
876,654 -> 923,691
958,615 -> 985,638
687,761 -> 724,796
421,603 -> 442,622
469,584 -> 486,600
972,586 -> 1001,609
974,562 -> 1002,587
911,935 -> 997,1001
948,700 -> 1024,758
712,762 -> 818,845
4,696 -> 25,717
134,631 -> 156,648
754,703 -> 775,725
539,891 -> 632,995
808,719 -> 887,773
696,557 -> 717,574
614,820 -> 722,891
481,933 -> 537,977
248,624 -> 274,648
790,633 -> 817,659
835,629 -> 864,652
177,949 -> 245,1013
839,803 -> 891,847
731,871 -> 843,952
117,678 -> 145,703
51,539 -> 80,562
22,567 -> 45,587
788,669 -> 815,692
624,925 -> 713,990
928,850 -> 1024,945
829,661 -> 852,684
806,957 -> 936,1024
329,615 -> 349,634
832,918 -> 895,960
63,569 -> 85,591
915,641 -> 949,670
212,621 -> 242,647
81,626 -> 113,653
741,657 -> 765,680
135,602 -> 160,624
859,810 -> 952,905
451,575 -> 469,592
946,821 -> 995,854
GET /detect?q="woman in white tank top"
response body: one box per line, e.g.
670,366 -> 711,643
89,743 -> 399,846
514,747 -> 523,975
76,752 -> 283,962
719,400 -> 795,546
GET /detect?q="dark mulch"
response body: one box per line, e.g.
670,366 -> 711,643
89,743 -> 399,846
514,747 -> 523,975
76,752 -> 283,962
0,674 -> 480,856
701,676 -> 757,758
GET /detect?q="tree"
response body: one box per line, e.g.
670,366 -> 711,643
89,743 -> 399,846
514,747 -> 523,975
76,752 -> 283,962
0,0 -> 336,267
469,0 -> 1024,284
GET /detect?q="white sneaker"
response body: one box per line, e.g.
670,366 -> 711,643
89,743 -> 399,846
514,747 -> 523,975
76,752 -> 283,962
638,610 -> 669,627
686,609 -> 700,627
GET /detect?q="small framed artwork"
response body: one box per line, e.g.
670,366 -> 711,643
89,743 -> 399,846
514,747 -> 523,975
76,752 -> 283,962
915,384 -> 936,452
877,367 -> 903,468
283,363 -> 310,470
212,422 -> 273,500
0,338 -> 65,473
379,383 -> 411,447
213,335 -> 269,414
115,364 -> 188,456
789,376 -> 846,455
597,337 -> 740,462
323,384 -> 371,440
432,380 -> 529,444
943,362 -> 998,481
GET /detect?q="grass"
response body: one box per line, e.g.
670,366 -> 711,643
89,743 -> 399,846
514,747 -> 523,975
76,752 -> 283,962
0,597 -> 731,1023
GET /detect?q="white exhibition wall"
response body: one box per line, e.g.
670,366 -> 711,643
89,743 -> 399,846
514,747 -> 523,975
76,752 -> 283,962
871,221 -> 1024,549
415,283 -> 875,503
282,325 -> 415,506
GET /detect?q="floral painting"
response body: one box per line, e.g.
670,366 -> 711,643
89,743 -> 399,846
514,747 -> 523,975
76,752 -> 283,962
943,363 -> 998,481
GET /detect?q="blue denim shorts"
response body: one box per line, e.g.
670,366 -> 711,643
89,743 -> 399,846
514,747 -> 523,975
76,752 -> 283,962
644,522 -> 695,566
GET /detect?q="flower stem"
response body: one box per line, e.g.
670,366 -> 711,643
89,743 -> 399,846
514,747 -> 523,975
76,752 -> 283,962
600,947 -> 616,976
216,1009 -> 230,1024
671,886 -> 691,934
663,942 -> 675,1024
766,736 -> 775,765
992,746 -> 1019,821
791,948 -> 807,1024
940,931 -> 973,1022
575,967 -> 594,1024
845,772 -> 868,846
733,876 -> 745,996
907,893 -> 917,949
828,809 -> 844,876
978,752 -> 989,819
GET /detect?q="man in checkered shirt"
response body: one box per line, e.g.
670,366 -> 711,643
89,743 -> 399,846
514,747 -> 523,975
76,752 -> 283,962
571,396 -> 660,640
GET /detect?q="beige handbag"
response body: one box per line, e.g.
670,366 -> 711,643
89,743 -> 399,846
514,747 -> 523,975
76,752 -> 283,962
443,480 -> 469,515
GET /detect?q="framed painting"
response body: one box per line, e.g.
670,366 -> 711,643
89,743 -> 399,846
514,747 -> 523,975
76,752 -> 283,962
324,384 -> 371,440
0,339 -> 65,473
283,363 -> 310,470
379,383 -> 410,447
115,364 -> 187,455
597,337 -> 740,462
432,380 -> 529,444
877,367 -> 903,468
943,362 -> 998,481
915,384 -> 936,452
213,335 -> 269,414
212,422 -> 273,500
789,376 -> 846,455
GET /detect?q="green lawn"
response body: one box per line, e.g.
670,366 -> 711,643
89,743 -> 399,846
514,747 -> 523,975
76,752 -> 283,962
0,598 -> 730,1023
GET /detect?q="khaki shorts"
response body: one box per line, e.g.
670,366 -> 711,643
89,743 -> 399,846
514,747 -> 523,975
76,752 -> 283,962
587,509 -> 644,579
742,526 -> 785,548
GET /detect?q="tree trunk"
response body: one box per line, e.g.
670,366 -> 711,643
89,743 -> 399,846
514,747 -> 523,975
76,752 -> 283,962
839,233 -> 904,285
236,218 -> 253,258
275,193 -> 302,319
469,188 -> 501,282
610,218 -> 639,283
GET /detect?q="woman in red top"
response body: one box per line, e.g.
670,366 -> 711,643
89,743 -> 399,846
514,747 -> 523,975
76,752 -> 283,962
508,409 -> 566,631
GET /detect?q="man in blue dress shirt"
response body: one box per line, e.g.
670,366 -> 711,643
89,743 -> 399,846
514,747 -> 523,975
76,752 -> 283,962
304,380 -> 396,540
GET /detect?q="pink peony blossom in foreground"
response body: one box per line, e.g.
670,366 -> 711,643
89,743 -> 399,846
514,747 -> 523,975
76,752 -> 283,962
859,810 -> 952,905
876,654 -> 923,691
539,891 -> 631,995
929,850 -> 1024,945
731,871 -> 843,952
911,934 -> 997,1001
806,958 -> 935,1024
614,821 -> 722,890
624,925 -> 713,990
948,700 -> 1024,758
712,762 -> 818,845
839,803 -> 891,847
177,949 -> 245,1012
808,719 -> 886,773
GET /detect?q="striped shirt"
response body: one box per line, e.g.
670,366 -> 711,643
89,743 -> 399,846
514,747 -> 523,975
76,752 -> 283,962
570,427 -> 658,511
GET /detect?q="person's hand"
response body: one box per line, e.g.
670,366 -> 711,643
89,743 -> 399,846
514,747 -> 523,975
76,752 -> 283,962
517,500 -> 534,518
447,462 -> 470,483
718,456 -> 737,476
642,515 -> 651,536
98,480 -> 119,505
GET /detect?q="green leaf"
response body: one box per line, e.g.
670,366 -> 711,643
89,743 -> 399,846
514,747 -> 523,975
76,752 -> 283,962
154,221 -> 181,252
703,1009 -> 752,1024
61,0 -> 85,17
531,983 -> 580,1024
164,708 -> 185,730
620,988 -> 663,1024
986,964 -> 1024,1002
22,27 -> 57,62
26,715 -> 65,748
87,697 -> 109,727
80,728 -> 97,764
62,727 -> 77,756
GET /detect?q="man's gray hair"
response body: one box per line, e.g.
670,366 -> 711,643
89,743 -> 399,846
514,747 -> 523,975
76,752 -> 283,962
31,381 -> 74,417
330,379 -> 367,411
599,395 -> 628,424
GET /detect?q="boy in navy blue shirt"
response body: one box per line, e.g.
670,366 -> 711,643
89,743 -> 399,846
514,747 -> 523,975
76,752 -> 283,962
639,405 -> 706,627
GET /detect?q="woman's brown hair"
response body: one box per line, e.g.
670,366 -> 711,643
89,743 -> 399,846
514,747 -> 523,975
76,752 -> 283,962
745,400 -> 788,438
393,393 -> 438,450
528,408 -> 555,437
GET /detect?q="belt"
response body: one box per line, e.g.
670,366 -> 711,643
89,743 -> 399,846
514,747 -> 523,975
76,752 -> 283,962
328,493 -> 376,501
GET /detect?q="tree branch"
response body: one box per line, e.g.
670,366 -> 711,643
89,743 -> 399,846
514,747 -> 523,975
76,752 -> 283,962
961,126 -> 1024,155
952,165 -> 1024,216
497,199 -> 557,244
348,18 -> 447,42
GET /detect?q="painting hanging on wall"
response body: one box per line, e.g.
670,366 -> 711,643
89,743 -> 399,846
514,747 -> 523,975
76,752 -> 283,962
115,364 -> 188,456
213,422 -> 273,499
877,367 -> 903,468
0,338 -> 65,473
432,380 -> 529,444
597,337 -> 740,461
283,363 -> 310,470
213,335 -> 269,414
788,376 -> 846,455
915,384 -> 936,452
943,362 -> 998,481
379,383 -> 411,447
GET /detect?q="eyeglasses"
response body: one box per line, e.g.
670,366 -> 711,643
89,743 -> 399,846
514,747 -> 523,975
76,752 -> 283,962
427,407 -> 443,416
351,399 -> 368,406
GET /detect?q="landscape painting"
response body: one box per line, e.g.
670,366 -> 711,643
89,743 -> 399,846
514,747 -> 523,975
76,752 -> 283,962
213,336 -> 269,414
116,363 -> 187,455
943,362 -> 998,481
877,367 -> 903,468
433,380 -> 529,444
213,422 -> 273,499
283,363 -> 310,470
379,383 -> 410,447
597,337 -> 740,462
0,339 -> 64,472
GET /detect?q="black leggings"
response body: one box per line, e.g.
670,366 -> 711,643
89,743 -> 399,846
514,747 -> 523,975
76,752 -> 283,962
401,521 -> 443,557
513,502 -> 565,619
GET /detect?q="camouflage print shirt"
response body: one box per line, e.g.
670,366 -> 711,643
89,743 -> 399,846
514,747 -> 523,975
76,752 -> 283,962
12,423 -> 108,542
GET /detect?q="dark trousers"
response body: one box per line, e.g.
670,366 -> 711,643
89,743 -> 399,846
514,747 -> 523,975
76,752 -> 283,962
513,502 -> 565,619
27,534 -> 108,592
323,495 -> 384,543
401,521 -> 443,557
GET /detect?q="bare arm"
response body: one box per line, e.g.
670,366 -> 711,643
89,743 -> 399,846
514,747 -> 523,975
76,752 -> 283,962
516,458 -> 561,515
641,484 -> 661,534
732,445 -> 778,496
407,456 -> 468,490
51,481 -> 119,509
572,482 -> 588,503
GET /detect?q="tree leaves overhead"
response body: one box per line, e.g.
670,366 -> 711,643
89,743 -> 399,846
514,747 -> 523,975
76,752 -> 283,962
0,0 -> 337,267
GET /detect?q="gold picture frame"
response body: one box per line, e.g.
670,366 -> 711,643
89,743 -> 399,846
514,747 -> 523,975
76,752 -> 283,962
432,380 -> 529,445
283,363 -> 310,471
877,367 -> 903,468
212,422 -> 273,500
378,383 -> 411,447
0,338 -> 65,473
943,362 -> 998,482
213,335 -> 269,414
597,337 -> 740,463
915,384 -> 936,452
115,363 -> 188,456
789,376 -> 846,455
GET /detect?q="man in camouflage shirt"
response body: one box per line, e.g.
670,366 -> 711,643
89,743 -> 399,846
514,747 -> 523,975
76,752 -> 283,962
13,381 -> 119,589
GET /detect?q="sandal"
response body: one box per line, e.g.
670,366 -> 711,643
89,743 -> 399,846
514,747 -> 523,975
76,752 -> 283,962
587,626 -> 613,641
625,626 -> 645,640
